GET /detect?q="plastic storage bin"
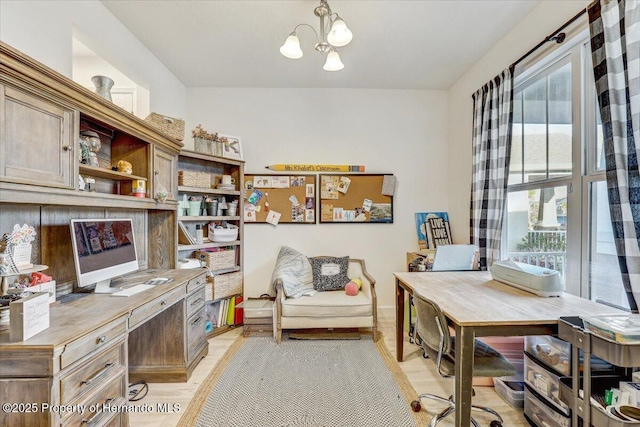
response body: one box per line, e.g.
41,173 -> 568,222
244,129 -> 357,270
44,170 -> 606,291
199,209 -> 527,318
524,384 -> 570,427
524,353 -> 570,414
526,335 -> 570,376
494,378 -> 524,408
583,314 -> 640,344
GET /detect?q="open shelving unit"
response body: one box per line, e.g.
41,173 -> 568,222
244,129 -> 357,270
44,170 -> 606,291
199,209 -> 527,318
558,316 -> 640,427
177,149 -> 244,338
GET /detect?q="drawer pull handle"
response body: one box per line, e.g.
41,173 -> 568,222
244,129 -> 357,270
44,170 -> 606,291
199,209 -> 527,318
190,298 -> 203,306
80,362 -> 115,386
192,316 -> 203,326
96,335 -> 107,345
82,398 -> 115,424
161,300 -> 167,307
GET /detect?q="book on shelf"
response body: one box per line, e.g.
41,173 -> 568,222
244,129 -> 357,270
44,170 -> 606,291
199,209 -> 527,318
234,296 -> 244,325
207,300 -> 221,329
222,299 -> 228,326
415,212 -> 452,249
226,297 -> 236,326
178,221 -> 196,245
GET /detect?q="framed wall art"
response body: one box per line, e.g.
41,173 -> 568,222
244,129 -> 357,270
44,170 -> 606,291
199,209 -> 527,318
220,135 -> 243,160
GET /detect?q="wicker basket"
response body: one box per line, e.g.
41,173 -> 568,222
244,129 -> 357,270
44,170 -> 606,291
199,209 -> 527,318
196,249 -> 236,271
144,113 -> 185,141
206,271 -> 243,300
194,137 -> 222,157
178,171 -> 211,188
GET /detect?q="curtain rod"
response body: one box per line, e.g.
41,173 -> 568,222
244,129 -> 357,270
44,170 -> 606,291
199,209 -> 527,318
511,8 -> 587,68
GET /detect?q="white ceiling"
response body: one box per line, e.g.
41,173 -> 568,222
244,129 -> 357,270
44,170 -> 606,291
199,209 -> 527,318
101,0 -> 540,90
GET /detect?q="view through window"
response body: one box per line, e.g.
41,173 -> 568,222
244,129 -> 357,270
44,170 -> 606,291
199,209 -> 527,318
504,37 -> 628,310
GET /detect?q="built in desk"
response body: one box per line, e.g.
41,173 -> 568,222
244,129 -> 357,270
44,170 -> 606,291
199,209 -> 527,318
394,270 -> 627,427
0,268 -> 208,427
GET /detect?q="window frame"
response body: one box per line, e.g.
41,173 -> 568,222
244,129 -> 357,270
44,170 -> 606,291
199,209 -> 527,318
503,36 -> 587,298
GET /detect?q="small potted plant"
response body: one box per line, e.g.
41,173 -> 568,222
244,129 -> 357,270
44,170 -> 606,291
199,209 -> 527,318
192,124 -> 222,156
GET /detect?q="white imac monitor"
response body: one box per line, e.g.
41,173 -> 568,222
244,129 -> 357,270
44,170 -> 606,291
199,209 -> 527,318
70,219 -> 139,293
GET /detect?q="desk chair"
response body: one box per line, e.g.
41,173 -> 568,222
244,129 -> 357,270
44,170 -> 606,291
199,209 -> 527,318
410,293 -> 515,427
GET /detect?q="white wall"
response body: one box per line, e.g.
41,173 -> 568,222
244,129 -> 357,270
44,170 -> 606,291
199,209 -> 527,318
73,55 -> 151,118
0,0 -> 185,119
187,88 -> 449,307
446,0 -> 590,244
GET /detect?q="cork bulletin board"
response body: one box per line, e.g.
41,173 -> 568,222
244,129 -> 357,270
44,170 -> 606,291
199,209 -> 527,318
318,174 -> 394,223
244,174 -> 317,224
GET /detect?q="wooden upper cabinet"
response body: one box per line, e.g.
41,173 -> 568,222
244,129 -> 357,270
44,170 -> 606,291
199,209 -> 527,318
0,83 -> 76,189
0,41 -> 183,209
153,146 -> 177,203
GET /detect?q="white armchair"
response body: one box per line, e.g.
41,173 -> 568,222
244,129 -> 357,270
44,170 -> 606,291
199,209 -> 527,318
274,258 -> 377,344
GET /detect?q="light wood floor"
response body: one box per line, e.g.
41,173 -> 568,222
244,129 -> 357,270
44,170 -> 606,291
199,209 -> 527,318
129,307 -> 528,426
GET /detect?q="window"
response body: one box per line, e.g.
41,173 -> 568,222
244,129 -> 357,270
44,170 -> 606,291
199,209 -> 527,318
505,58 -> 572,283
503,29 -> 628,310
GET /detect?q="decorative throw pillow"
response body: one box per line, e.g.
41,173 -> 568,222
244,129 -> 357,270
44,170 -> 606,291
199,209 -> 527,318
310,256 -> 350,291
271,246 -> 315,298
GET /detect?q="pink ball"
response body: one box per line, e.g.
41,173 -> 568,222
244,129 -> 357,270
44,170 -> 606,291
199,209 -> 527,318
345,282 -> 359,296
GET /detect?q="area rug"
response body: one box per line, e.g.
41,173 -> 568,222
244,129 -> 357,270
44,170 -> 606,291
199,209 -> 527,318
178,334 -> 429,426
288,328 -> 362,340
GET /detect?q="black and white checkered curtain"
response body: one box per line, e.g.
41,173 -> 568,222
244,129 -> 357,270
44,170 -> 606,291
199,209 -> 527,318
470,67 -> 514,270
589,0 -> 640,312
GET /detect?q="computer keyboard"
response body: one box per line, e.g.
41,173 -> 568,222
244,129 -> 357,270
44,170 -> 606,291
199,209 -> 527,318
111,284 -> 155,297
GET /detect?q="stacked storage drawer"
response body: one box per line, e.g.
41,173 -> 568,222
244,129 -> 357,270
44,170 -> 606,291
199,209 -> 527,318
524,335 -> 571,426
524,335 -> 615,427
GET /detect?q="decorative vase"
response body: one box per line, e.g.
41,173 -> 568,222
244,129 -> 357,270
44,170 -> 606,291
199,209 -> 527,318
91,75 -> 114,101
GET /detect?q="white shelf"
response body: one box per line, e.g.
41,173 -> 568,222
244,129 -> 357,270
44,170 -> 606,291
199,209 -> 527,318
177,240 -> 240,251
179,216 -> 240,221
178,186 -> 241,196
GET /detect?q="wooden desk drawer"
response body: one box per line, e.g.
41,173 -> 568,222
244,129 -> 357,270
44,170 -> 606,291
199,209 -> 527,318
63,370 -> 127,426
186,287 -> 205,318
60,339 -> 125,405
60,316 -> 127,369
129,285 -> 185,329
187,273 -> 207,293
187,307 -> 206,361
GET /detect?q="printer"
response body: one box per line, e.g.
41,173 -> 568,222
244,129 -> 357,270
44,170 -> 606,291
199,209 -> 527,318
490,260 -> 564,297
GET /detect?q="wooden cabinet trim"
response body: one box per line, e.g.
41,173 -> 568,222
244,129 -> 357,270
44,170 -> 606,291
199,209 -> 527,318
1,42 -> 183,154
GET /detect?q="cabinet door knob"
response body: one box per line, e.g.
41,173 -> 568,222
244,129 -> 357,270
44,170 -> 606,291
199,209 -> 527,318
161,300 -> 167,306
96,335 -> 107,344
155,170 -> 160,175
62,145 -> 73,152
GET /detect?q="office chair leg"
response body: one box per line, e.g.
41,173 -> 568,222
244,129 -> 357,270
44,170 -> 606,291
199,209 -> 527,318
428,406 -> 455,427
411,393 -> 450,413
417,393 -> 450,405
471,404 -> 503,422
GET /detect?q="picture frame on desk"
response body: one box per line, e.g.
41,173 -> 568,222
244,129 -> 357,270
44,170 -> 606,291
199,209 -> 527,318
221,136 -> 243,160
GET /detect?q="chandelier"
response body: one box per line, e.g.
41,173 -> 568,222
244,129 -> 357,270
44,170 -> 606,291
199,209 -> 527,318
279,0 -> 353,71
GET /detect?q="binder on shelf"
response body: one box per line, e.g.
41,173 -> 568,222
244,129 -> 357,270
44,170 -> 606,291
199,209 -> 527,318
226,297 -> 236,326
217,299 -> 225,327
178,221 -> 196,245
234,296 -> 244,325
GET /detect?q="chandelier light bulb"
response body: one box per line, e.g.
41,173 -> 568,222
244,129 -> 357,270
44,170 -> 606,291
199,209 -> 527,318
323,49 -> 344,71
327,17 -> 353,47
280,33 -> 303,59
